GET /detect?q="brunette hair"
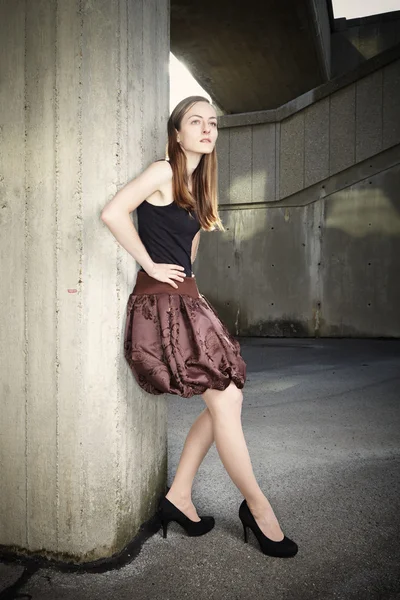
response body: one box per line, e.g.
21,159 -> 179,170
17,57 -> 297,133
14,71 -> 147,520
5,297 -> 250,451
166,96 -> 225,232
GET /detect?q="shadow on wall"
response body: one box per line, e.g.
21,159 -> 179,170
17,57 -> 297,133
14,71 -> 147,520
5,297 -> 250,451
331,16 -> 400,78
195,165 -> 400,338
331,31 -> 373,78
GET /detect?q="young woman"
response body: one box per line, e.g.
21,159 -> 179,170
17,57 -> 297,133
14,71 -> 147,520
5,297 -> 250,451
101,96 -> 298,558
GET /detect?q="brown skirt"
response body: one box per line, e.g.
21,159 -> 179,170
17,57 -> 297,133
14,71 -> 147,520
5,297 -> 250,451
123,271 -> 247,398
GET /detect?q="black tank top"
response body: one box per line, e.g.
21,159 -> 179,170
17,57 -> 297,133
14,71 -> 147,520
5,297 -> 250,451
137,160 -> 200,277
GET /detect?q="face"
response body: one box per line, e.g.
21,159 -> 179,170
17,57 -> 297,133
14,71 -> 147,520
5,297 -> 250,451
176,101 -> 218,155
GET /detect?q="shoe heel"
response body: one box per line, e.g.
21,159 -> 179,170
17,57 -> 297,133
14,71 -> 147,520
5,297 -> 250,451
238,499 -> 298,558
158,497 -> 215,538
161,519 -> 169,539
241,520 -> 248,543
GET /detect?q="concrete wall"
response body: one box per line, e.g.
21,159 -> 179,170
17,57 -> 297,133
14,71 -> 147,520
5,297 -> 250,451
196,51 -> 400,338
309,0 -> 331,80
332,12 -> 400,78
0,0 -> 169,562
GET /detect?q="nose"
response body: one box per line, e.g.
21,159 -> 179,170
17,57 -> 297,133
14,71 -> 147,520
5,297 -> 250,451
202,122 -> 211,133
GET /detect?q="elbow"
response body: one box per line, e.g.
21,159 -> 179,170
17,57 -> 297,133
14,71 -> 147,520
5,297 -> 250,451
101,209 -> 116,223
101,207 -> 130,223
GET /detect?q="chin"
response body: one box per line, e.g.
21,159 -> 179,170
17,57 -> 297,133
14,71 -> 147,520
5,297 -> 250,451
200,147 -> 214,154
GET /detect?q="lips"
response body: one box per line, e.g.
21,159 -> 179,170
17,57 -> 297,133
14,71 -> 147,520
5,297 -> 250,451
200,139 -> 212,143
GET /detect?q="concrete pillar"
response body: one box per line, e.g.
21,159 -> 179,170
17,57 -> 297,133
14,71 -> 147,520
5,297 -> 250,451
0,0 -> 169,562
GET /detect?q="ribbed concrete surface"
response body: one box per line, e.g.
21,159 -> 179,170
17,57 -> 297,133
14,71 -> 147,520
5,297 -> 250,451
0,0 -> 169,562
2,338 -> 399,599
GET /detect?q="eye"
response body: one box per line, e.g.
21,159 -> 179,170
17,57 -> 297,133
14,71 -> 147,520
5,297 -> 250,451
191,120 -> 200,124
210,122 -> 217,127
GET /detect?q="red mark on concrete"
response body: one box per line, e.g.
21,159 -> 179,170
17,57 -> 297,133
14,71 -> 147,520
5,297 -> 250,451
67,289 -> 78,293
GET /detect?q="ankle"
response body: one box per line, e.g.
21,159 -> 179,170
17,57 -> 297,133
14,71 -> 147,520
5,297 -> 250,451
166,487 -> 192,503
246,496 -> 271,517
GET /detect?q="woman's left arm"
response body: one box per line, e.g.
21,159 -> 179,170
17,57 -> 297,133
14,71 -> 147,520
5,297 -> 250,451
191,231 -> 201,267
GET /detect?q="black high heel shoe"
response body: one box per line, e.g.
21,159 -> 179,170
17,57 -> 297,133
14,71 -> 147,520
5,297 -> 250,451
239,499 -> 298,558
158,497 -> 215,538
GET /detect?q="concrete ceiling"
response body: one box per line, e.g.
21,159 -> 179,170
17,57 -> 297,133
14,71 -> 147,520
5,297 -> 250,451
170,0 -> 331,113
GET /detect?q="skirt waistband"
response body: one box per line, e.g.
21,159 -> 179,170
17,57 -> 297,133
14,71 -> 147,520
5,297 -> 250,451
133,270 -> 201,299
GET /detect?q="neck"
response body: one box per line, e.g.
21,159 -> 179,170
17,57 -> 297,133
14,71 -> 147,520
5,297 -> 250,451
181,149 -> 203,178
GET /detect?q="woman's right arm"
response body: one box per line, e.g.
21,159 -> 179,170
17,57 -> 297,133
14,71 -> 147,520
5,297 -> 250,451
101,161 -> 184,287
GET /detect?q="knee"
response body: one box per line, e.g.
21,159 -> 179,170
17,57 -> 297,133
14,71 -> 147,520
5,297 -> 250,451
204,382 -> 243,418
229,382 -> 243,404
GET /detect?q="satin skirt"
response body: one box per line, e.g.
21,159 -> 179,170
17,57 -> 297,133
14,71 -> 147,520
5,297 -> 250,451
123,271 -> 247,398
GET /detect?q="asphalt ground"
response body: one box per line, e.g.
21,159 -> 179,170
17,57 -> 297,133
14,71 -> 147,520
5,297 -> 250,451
1,338 -> 399,600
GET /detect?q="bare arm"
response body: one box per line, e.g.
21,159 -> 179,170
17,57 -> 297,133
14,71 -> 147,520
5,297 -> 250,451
101,161 -> 184,286
191,230 -> 201,266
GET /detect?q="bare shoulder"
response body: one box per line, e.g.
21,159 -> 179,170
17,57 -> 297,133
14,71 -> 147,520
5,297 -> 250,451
101,159 -> 172,217
149,159 -> 172,179
140,159 -> 173,193
139,159 -> 172,188
146,160 -> 174,205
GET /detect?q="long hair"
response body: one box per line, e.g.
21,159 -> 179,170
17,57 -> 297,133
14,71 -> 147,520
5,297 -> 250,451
166,96 -> 225,232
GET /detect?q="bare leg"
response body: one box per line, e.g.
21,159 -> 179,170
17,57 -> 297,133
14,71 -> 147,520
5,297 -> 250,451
202,381 -> 284,542
165,407 -> 214,522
